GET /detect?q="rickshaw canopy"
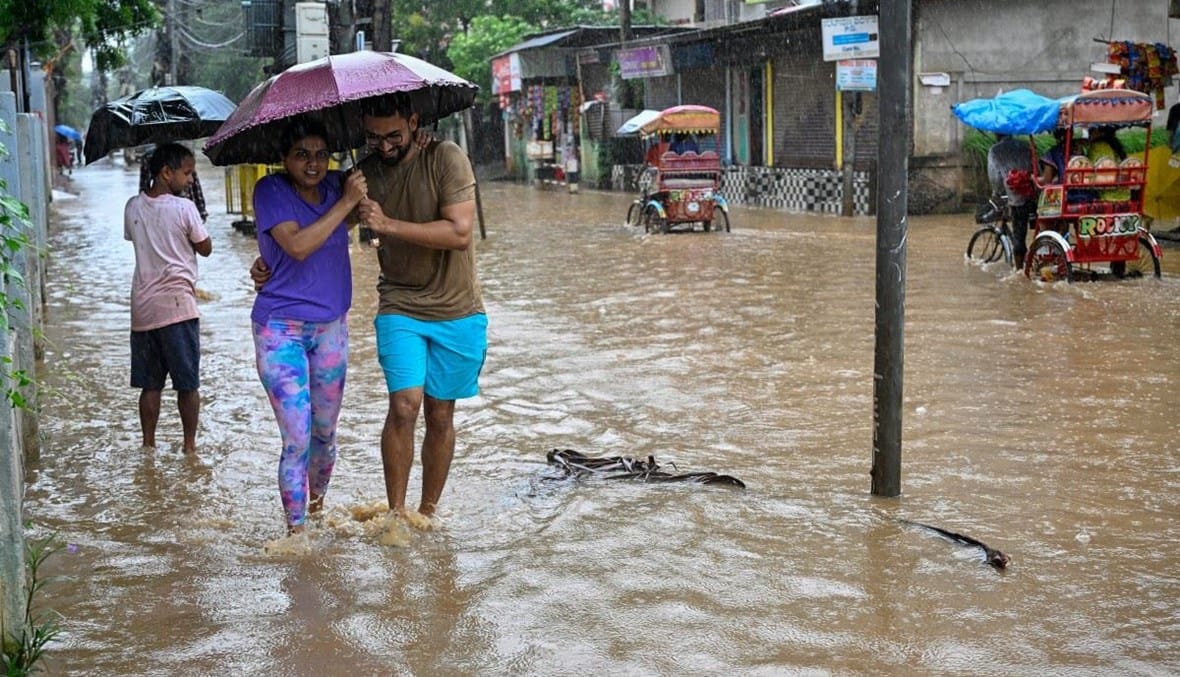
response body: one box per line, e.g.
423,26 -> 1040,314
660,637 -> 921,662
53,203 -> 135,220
952,88 -> 1155,135
638,105 -> 720,138
1059,89 -> 1154,126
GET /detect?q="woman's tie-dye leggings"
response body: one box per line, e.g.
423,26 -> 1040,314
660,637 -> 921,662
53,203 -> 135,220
252,315 -> 348,528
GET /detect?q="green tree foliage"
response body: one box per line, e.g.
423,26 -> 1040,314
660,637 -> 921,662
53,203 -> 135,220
393,0 -> 663,70
0,0 -> 159,72
446,15 -> 535,100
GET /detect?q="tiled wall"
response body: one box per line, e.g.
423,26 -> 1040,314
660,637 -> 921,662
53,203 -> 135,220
611,164 -> 872,216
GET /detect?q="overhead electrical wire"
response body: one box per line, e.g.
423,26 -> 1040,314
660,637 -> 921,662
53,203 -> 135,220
175,24 -> 243,50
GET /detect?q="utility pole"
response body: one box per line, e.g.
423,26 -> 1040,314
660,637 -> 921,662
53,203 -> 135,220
167,0 -> 179,85
620,0 -> 633,43
372,0 -> 391,52
870,0 -> 910,498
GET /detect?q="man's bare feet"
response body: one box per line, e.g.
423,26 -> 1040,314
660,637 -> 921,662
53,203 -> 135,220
402,510 -> 436,531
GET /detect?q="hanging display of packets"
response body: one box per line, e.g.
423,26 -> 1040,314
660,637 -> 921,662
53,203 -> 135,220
543,86 -> 557,139
529,85 -> 544,132
1105,41 -> 1179,109
570,88 -> 582,129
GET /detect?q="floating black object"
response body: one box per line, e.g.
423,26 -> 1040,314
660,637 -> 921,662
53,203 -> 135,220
547,448 -> 745,489
900,519 -> 1011,570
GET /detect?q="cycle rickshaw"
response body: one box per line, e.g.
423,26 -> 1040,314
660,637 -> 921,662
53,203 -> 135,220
954,88 -> 1162,282
620,105 -> 730,233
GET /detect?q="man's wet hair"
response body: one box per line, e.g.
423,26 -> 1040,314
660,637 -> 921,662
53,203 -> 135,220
150,143 -> 193,178
360,93 -> 414,120
278,117 -> 330,157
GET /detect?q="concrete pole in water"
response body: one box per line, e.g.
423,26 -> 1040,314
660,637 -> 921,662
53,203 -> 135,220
871,0 -> 910,498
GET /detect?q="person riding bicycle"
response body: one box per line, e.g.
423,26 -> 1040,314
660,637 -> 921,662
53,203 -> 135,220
986,133 -> 1035,262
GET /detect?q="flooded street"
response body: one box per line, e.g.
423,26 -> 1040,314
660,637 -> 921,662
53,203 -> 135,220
28,157 -> 1180,674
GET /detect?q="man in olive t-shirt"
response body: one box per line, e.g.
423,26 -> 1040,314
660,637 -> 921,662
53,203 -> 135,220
355,95 -> 487,527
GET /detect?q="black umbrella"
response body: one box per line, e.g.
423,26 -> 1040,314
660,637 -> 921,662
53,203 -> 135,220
83,86 -> 237,165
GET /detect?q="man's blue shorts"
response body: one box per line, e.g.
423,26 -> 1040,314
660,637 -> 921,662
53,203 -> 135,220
130,318 -> 200,391
374,313 -> 487,399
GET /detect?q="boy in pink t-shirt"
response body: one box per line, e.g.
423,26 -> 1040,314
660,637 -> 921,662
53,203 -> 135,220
123,143 -> 213,453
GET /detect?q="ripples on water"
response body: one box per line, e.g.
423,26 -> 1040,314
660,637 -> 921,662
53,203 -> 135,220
26,160 -> 1180,674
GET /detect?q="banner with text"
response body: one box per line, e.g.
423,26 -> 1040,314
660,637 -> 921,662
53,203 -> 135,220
618,44 -> 673,80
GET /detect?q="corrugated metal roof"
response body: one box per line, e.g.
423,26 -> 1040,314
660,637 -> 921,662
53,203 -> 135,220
492,25 -> 690,59
504,29 -> 580,55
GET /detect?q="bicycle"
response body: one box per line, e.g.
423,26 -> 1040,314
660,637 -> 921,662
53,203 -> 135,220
966,194 -> 1016,268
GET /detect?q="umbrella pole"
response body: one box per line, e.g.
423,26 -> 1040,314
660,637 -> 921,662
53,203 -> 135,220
339,106 -> 377,246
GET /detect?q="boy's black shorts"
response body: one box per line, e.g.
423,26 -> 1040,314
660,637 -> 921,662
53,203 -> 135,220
130,318 -> 200,391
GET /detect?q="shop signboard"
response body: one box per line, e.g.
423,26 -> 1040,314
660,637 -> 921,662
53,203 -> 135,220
821,15 -> 880,62
836,59 -> 877,91
618,45 -> 672,80
492,53 -> 522,94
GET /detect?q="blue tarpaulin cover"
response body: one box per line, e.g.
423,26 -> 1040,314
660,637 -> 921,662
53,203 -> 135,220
951,89 -> 1064,135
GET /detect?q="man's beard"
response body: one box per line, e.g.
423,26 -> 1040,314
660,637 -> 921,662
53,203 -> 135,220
379,143 -> 411,166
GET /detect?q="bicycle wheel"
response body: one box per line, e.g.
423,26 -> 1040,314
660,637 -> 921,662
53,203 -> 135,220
967,226 -> 1012,266
1026,234 -> 1072,283
711,208 -> 730,233
1110,236 -> 1161,279
642,205 -> 668,234
626,200 -> 642,227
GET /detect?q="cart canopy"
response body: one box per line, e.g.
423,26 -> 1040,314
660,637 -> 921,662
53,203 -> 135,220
1061,89 -> 1154,126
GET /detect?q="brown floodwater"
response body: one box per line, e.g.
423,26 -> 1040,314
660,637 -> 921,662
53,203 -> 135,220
27,156 -> 1180,674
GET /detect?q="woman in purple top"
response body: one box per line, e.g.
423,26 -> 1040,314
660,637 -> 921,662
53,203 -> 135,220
252,118 -> 367,535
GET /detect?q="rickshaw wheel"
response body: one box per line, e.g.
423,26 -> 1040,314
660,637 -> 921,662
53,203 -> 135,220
642,205 -> 668,234
1026,236 -> 1072,283
1110,236 -> 1161,279
711,209 -> 730,233
626,200 -> 642,227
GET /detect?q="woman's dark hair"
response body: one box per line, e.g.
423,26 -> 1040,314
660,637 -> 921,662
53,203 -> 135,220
149,143 -> 193,178
278,117 -> 329,159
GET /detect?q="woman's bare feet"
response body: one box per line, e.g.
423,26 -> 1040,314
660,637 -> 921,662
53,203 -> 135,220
309,493 -> 324,515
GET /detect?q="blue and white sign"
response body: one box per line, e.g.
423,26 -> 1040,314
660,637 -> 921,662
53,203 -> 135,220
836,59 -> 877,91
821,15 -> 880,62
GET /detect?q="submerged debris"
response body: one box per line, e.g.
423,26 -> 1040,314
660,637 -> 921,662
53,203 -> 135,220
547,448 -> 746,489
